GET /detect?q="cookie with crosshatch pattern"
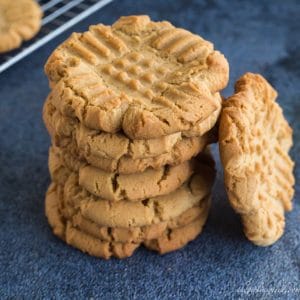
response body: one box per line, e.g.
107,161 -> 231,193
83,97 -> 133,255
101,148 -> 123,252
219,73 -> 295,246
0,0 -> 42,53
45,15 -> 229,139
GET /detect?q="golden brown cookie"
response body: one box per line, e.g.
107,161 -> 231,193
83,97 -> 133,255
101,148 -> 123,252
47,179 -> 210,243
60,158 -> 215,228
43,96 -> 215,174
143,214 -> 208,254
79,161 -> 193,202
65,223 -> 139,259
72,200 -> 209,243
45,15 -> 228,139
0,0 -> 42,53
64,172 -> 213,227
46,184 -> 210,258
45,184 -> 139,259
219,73 -> 295,246
49,146 -> 195,201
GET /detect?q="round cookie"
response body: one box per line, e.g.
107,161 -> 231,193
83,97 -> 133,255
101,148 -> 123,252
47,180 -> 210,243
78,161 -> 193,202
46,184 -> 210,258
0,0 -> 42,53
219,73 -> 295,246
66,224 -> 139,259
49,146 -> 195,201
143,214 -> 208,254
61,158 -> 215,228
45,184 -> 139,259
73,200 -> 209,243
45,15 -> 228,139
43,96 -> 215,174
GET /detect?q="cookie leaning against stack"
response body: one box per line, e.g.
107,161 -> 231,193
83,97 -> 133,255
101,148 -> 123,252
219,73 -> 295,246
43,15 -> 229,259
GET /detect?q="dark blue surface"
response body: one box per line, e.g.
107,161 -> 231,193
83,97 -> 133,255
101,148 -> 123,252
0,1 -> 299,299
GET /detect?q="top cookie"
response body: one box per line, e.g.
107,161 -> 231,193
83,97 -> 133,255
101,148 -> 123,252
0,0 -> 42,53
45,15 -> 229,139
219,73 -> 295,246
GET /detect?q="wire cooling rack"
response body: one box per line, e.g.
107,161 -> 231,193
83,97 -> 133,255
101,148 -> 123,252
0,0 -> 113,73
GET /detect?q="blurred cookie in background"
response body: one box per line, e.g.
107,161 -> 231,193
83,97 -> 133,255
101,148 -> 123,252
0,0 -> 42,53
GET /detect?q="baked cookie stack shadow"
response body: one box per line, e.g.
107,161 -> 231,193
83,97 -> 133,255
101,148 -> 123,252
43,15 -> 229,259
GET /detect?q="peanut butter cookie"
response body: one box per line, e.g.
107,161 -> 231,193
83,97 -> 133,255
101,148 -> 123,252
43,95 -> 215,174
219,73 -> 295,246
0,0 -> 42,53
45,15 -> 228,139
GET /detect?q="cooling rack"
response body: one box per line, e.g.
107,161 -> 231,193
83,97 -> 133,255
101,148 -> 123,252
0,0 -> 113,73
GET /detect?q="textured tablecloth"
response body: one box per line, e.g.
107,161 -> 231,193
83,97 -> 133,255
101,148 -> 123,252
0,0 -> 299,299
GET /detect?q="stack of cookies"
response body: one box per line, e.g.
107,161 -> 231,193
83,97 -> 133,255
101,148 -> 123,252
43,15 -> 230,259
